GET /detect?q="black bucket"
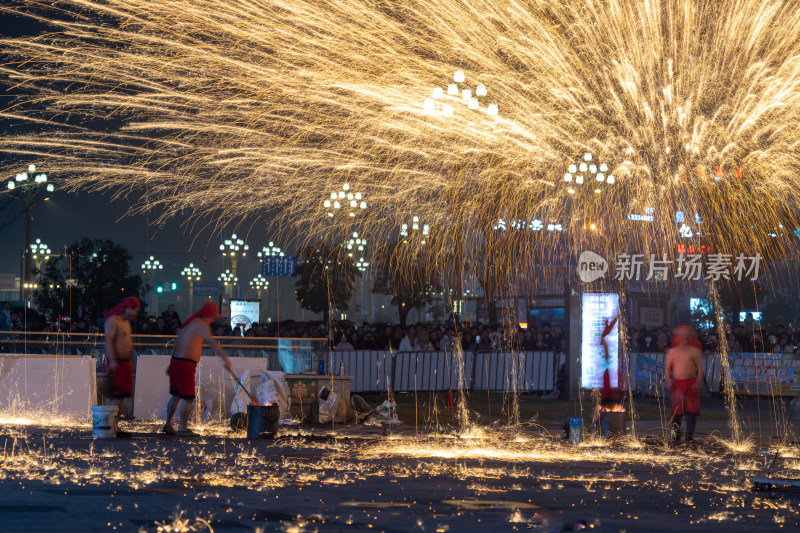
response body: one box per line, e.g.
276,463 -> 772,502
247,404 -> 279,439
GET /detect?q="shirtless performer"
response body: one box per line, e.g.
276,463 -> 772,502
163,302 -> 233,436
664,326 -> 703,443
104,296 -> 141,438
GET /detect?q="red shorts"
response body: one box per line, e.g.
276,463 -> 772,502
108,360 -> 133,398
169,357 -> 197,399
671,378 -> 700,415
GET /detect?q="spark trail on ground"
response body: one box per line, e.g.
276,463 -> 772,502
1,0 -> 799,272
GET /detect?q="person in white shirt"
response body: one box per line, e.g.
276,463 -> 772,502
398,325 -> 416,352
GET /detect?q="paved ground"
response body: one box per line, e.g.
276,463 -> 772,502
0,403 -> 799,532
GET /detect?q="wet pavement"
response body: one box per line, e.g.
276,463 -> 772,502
0,416 -> 799,533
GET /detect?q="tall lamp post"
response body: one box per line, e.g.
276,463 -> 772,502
22,238 -> 52,308
324,184 -> 367,321
218,269 -> 237,298
258,242 -> 284,323
423,71 -> 500,316
30,238 -> 51,278
141,256 -> 163,315
7,165 -> 55,300
181,263 -> 202,313
250,274 -> 269,322
220,234 -> 248,299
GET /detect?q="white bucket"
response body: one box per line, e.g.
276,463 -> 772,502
92,405 -> 118,438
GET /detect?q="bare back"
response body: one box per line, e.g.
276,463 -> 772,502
173,318 -> 219,363
665,344 -> 702,381
104,315 -> 134,361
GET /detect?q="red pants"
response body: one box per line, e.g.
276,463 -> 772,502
169,357 -> 197,399
671,378 -> 700,415
108,360 -> 133,398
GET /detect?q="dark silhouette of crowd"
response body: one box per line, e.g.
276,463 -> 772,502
628,314 -> 799,355
2,299 -> 796,356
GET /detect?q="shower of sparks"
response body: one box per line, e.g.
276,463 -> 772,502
1,0 -> 800,280
2,421 -> 800,529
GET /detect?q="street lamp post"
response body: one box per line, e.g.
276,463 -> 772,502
423,71 -> 501,316
141,256 -> 163,315
258,242 -> 284,323
22,238 -> 52,309
220,234 -> 248,299
324,184 -> 368,322
355,256 -> 370,321
7,165 -> 55,300
250,274 -> 269,321
180,263 -> 202,313
29,238 -> 51,278
344,232 -> 368,321
218,269 -> 237,298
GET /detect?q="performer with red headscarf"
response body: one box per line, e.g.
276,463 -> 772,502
665,326 -> 703,443
163,302 -> 233,436
103,296 -> 141,437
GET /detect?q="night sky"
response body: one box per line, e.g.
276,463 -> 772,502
0,11 -> 270,294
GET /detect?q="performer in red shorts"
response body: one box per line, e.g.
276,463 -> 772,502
665,326 -> 703,443
163,302 -> 232,436
103,296 -> 141,438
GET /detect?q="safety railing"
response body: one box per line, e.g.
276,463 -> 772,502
0,332 -> 327,373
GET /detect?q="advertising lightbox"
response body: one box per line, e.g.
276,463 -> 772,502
229,299 -> 260,332
581,293 -> 619,389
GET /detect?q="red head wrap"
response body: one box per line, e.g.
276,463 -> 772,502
182,302 -> 222,328
104,296 -> 141,319
671,325 -> 702,349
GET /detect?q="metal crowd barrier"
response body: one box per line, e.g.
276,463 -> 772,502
629,351 -> 724,394
0,332 -> 327,373
329,350 -> 566,393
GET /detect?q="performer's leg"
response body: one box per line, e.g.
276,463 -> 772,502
672,414 -> 683,442
685,413 -> 697,441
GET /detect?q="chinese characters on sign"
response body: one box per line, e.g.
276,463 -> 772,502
578,251 -> 762,282
612,253 -> 761,281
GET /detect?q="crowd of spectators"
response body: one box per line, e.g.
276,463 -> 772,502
3,300 -> 797,356
628,314 -> 800,355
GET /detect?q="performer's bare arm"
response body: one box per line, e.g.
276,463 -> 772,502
664,350 -> 674,389
198,324 -> 233,371
692,349 -> 703,392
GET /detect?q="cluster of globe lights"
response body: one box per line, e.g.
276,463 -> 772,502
6,164 -> 53,193
141,256 -> 163,273
258,242 -> 285,259
219,234 -> 248,258
250,274 -> 269,291
30,238 -> 51,261
563,153 -> 615,196
324,183 -> 367,218
218,269 -> 237,293
180,263 -> 202,281
423,70 -> 498,117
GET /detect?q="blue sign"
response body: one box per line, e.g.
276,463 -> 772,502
262,256 -> 297,277
193,281 -> 220,297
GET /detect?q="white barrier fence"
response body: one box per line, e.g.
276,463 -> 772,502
329,350 -> 565,393
0,354 -> 96,419
630,351 -> 724,395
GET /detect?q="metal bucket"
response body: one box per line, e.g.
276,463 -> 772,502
600,411 -> 626,438
246,404 -> 279,439
92,405 -> 118,438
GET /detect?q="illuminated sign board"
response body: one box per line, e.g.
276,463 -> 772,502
229,299 -> 260,332
581,293 -> 619,389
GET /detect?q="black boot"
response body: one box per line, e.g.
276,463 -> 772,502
685,413 -> 697,441
672,415 -> 683,443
